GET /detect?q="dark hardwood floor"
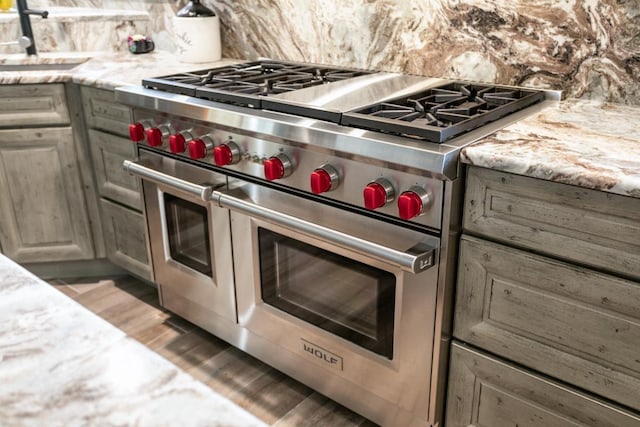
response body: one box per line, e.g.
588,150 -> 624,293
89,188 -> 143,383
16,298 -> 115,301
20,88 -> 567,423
49,275 -> 378,427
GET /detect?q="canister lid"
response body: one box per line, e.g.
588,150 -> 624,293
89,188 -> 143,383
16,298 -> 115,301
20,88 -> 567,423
176,0 -> 216,17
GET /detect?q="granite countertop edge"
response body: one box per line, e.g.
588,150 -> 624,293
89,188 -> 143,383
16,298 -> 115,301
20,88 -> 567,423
0,50 -> 241,90
460,99 -> 640,199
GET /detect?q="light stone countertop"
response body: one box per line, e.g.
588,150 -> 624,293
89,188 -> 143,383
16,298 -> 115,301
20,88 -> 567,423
0,50 -> 240,89
461,99 -> 640,199
0,254 -> 267,427
0,7 -> 149,23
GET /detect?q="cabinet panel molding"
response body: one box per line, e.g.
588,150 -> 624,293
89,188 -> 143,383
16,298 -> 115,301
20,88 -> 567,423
455,235 -> 640,411
100,199 -> 151,280
81,86 -> 132,137
0,84 -> 69,127
89,129 -> 141,210
0,127 -> 94,262
446,343 -> 640,427
463,167 -> 640,280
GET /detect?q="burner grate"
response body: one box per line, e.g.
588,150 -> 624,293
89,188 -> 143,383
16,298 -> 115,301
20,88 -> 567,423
341,83 -> 545,143
142,60 -> 372,108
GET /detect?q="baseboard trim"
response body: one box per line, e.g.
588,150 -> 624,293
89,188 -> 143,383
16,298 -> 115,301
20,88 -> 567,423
22,259 -> 127,280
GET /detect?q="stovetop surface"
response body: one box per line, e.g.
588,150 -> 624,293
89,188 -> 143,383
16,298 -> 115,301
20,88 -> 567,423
142,60 -> 372,108
141,59 -> 546,144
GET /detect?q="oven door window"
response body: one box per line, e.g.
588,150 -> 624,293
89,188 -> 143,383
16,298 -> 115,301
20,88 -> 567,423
259,228 -> 395,359
165,194 -> 212,276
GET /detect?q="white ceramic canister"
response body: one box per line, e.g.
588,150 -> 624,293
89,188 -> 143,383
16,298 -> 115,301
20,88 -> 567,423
173,15 -> 221,63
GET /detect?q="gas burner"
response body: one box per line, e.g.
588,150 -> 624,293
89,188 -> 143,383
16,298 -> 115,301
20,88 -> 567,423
341,83 -> 545,143
142,60 -> 372,108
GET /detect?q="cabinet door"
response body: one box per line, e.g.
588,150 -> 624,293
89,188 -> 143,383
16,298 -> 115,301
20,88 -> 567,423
89,129 -> 141,210
446,343 -> 640,427
100,199 -> 151,280
0,128 -> 94,262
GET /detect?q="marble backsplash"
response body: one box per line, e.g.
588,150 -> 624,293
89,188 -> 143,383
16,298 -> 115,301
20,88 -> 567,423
13,0 -> 640,105
0,8 -> 150,54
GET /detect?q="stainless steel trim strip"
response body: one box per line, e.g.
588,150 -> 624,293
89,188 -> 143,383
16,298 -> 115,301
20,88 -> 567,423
212,190 -> 436,274
123,159 -> 214,201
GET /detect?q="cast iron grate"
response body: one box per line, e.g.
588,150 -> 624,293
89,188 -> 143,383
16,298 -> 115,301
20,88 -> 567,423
341,82 -> 545,143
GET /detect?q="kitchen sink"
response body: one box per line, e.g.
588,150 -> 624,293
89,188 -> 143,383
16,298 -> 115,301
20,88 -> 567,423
0,62 -> 84,71
0,53 -> 90,72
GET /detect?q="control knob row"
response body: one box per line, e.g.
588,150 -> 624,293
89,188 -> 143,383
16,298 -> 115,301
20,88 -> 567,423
128,123 -> 429,220
130,122 -> 242,164
363,179 -> 430,219
129,122 -> 170,148
262,155 -> 429,220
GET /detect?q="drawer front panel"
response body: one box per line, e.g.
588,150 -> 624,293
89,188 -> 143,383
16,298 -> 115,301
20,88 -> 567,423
0,84 -> 69,127
100,199 -> 150,280
463,167 -> 640,280
81,86 -> 132,137
89,129 -> 141,209
455,235 -> 640,411
446,342 -> 640,427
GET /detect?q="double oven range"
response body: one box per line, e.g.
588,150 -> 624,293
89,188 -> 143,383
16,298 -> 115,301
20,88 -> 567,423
116,60 -> 554,427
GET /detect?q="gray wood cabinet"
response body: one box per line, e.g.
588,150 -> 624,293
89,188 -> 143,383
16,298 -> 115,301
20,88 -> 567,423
464,166 -> 640,280
455,235 -> 640,412
89,129 -> 142,210
0,127 -> 94,262
0,84 -> 70,127
446,343 -> 640,427
100,199 -> 150,280
81,86 -> 151,280
449,165 -> 640,426
81,86 -> 132,137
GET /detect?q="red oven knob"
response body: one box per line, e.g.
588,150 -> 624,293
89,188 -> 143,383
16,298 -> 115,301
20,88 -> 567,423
363,178 -> 394,210
397,186 -> 431,220
213,141 -> 241,166
187,136 -> 214,160
264,153 -> 293,181
310,164 -> 339,194
169,131 -> 191,154
128,122 -> 145,142
146,127 -> 165,147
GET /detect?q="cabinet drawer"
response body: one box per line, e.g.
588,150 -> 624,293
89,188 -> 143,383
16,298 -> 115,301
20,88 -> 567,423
0,84 -> 69,127
100,199 -> 151,280
89,129 -> 141,209
455,235 -> 640,411
81,86 -> 132,137
463,167 -> 640,280
446,342 -> 640,427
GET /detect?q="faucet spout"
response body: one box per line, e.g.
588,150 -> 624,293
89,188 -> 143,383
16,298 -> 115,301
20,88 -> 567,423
15,0 -> 48,55
24,8 -> 49,19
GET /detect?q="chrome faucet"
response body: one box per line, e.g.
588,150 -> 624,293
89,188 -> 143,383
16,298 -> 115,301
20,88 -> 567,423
15,0 -> 48,55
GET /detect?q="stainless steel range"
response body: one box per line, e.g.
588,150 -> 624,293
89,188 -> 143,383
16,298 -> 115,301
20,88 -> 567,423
115,60 -> 557,427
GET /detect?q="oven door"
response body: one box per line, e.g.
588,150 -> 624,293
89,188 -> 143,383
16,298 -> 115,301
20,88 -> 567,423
124,151 -> 236,325
217,181 -> 440,419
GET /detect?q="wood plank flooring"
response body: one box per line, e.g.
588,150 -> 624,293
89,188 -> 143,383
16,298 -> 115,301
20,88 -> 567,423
48,275 -> 378,427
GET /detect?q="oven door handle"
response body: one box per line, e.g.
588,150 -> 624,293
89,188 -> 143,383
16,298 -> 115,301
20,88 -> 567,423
213,190 -> 436,274
123,160 -> 213,201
